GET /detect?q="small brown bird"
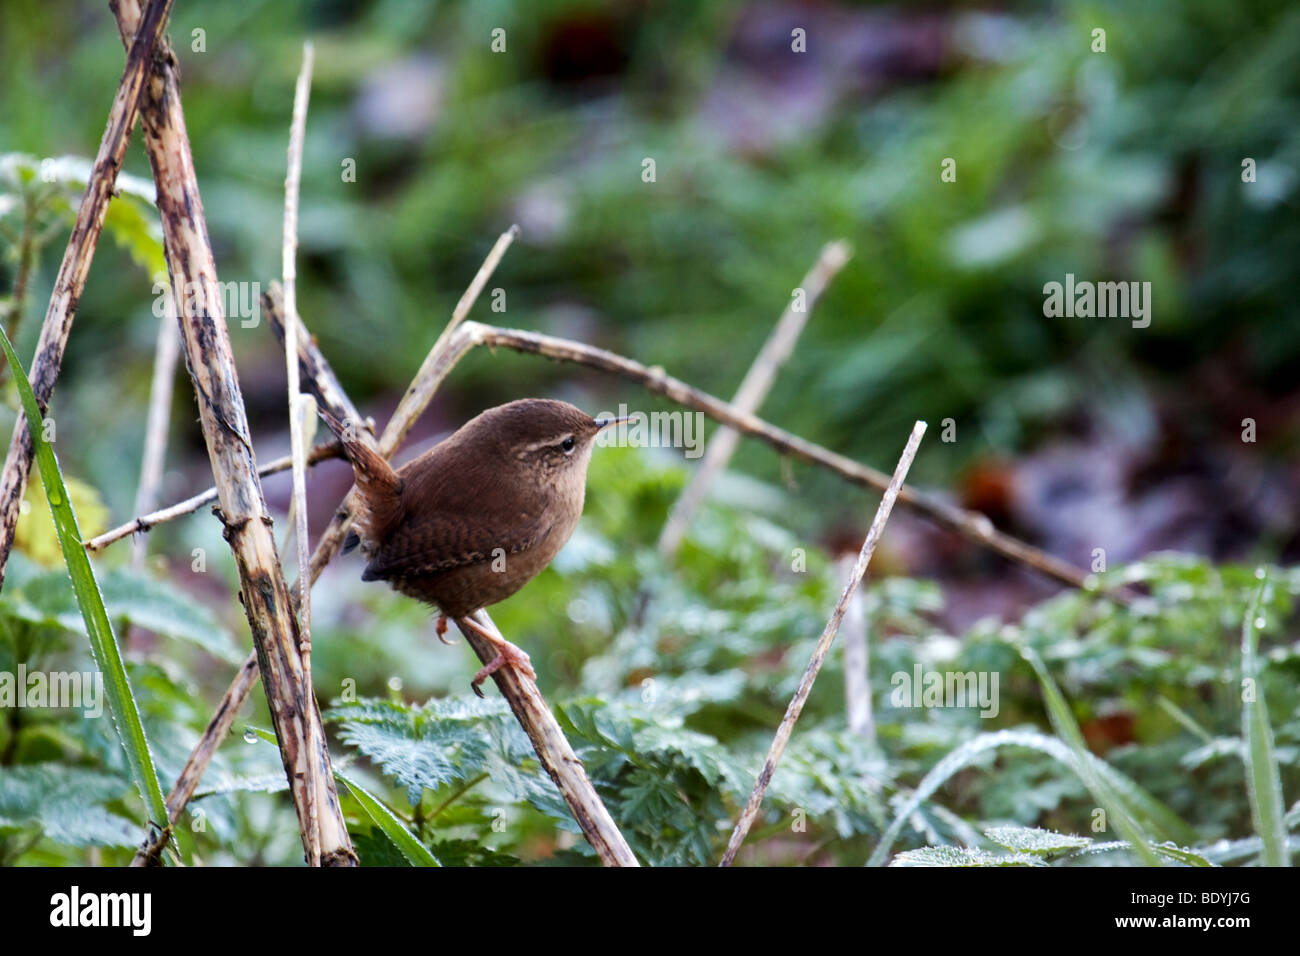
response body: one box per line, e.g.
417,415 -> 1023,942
322,399 -> 624,693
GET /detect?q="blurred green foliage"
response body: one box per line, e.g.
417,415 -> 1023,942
0,1 -> 1297,866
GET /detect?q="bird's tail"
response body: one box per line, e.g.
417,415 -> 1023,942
317,408 -> 404,545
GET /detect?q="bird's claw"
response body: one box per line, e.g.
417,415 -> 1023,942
435,615 -> 457,646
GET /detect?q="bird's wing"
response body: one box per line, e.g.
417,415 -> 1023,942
361,506 -> 554,581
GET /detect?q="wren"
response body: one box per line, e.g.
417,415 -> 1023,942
321,398 -> 624,692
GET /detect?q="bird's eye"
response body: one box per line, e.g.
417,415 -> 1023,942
560,436 -> 576,454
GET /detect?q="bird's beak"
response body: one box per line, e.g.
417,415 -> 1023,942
593,415 -> 632,430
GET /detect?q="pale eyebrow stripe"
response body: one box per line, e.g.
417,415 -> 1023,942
518,434 -> 571,454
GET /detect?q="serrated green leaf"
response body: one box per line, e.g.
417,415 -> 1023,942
330,696 -> 563,815
1,563 -> 240,664
891,845 -> 1045,867
337,769 -> 440,867
0,764 -> 139,847
983,826 -> 1091,855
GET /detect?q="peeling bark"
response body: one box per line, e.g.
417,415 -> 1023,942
110,0 -> 354,866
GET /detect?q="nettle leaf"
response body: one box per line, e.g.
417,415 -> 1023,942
0,154 -> 155,203
97,570 -> 242,665
618,768 -> 690,828
554,697 -> 746,864
0,563 -> 239,664
983,826 -> 1092,855
1070,841 -> 1217,867
330,696 -> 561,811
635,723 -> 747,792
352,827 -> 414,868
891,846 -> 1046,867
0,764 -> 138,848
0,153 -> 163,277
194,773 -> 290,799
619,670 -> 748,720
428,839 -> 521,867
769,728 -> 892,839
335,708 -> 491,804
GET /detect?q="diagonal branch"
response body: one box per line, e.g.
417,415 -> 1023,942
720,420 -> 927,866
454,614 -> 639,865
110,0 -> 353,866
0,0 -> 175,592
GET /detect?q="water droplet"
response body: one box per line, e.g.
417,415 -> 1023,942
1254,617 -> 1266,631
46,489 -> 63,505
387,676 -> 403,692
242,729 -> 258,744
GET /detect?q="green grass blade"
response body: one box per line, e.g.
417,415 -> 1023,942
1069,842 -> 1215,866
1241,571 -> 1288,867
1155,696 -> 1215,746
0,324 -> 174,857
866,728 -> 1188,866
1021,646 -> 1162,866
337,770 -> 441,867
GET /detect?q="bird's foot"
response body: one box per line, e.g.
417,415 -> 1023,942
435,614 -> 457,646
459,616 -> 536,696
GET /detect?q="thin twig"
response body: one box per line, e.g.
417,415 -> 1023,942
280,47 -> 316,864
131,290 -> 180,568
0,0 -> 175,592
659,240 -> 850,556
720,420 -> 926,866
85,440 -> 343,553
457,611 -> 639,866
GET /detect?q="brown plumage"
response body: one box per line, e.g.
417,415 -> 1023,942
321,399 -> 623,691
